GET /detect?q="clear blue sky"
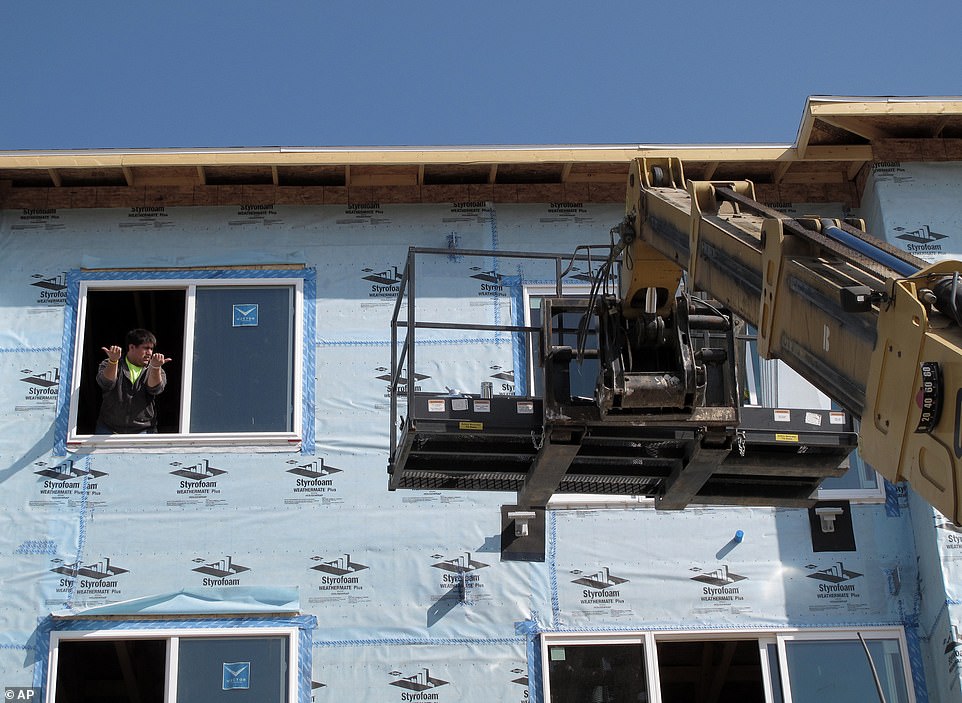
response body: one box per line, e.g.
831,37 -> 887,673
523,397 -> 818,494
3,0 -> 961,150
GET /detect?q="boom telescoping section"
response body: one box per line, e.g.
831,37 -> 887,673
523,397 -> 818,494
625,157 -> 962,524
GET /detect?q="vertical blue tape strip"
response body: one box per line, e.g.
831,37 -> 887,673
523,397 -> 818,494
527,627 -> 544,703
885,479 -> 901,517
53,270 -> 82,455
302,268 -> 317,455
498,274 -> 522,351
297,621 -> 314,703
65,458 -> 92,610
487,205 -> 506,340
488,202 -> 500,253
905,623 -> 928,703
548,511 -> 560,627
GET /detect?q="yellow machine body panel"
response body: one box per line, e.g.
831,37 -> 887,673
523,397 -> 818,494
861,262 -> 962,521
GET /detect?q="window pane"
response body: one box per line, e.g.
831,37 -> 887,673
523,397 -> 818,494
785,638 -> 910,703
55,639 -> 166,703
177,636 -> 288,703
529,300 -> 599,400
547,643 -> 647,703
190,287 -> 294,432
657,640 -> 765,703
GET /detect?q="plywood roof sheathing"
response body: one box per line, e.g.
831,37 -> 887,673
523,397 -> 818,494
348,166 -> 418,187
817,116 -> 891,142
802,145 -> 874,161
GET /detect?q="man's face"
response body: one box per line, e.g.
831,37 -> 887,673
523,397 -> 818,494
126,342 -> 154,367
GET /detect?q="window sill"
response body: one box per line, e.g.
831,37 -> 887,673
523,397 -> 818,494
67,432 -> 302,454
815,486 -> 885,504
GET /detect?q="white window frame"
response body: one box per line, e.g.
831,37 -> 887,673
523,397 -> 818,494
522,283 -> 600,398
541,626 -> 915,703
46,625 -> 299,703
775,628 -> 916,703
66,277 -> 304,451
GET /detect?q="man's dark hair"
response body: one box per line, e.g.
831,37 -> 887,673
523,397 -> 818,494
126,328 -> 157,348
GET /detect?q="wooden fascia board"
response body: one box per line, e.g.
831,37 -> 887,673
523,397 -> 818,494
0,148 -> 640,170
796,107 -> 818,160
634,146 -> 792,162
808,98 -> 962,118
0,143 -> 871,178
0,146 -> 798,172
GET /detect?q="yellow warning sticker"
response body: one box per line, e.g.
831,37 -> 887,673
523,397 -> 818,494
775,433 -> 799,443
459,421 -> 484,431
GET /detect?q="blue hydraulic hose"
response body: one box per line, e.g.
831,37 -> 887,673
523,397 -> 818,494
821,220 -> 962,326
821,223 -> 919,278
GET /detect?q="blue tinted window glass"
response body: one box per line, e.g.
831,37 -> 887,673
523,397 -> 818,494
785,639 -> 909,703
190,287 -> 294,432
177,636 -> 288,703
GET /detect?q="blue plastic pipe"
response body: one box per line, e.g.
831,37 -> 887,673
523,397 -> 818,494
821,223 -> 919,278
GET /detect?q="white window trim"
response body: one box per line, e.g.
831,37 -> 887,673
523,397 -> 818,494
66,277 -> 304,452
522,283 -> 593,398
816,480 -> 886,503
47,625 -> 299,703
540,626 -> 915,703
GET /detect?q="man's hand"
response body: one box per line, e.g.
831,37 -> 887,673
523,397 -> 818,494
149,353 -> 172,369
102,345 -> 123,362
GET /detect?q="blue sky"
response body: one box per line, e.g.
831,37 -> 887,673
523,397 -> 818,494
3,1 -> 961,150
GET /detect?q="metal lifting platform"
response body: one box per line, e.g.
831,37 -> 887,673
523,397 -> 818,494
388,248 -> 856,510
389,393 -> 855,508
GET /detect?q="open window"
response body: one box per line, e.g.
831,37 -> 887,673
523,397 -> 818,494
543,628 -> 915,703
59,271 -> 312,451
47,627 -> 297,703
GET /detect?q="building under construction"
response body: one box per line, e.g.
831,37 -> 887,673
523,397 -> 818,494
2,96 -> 962,702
